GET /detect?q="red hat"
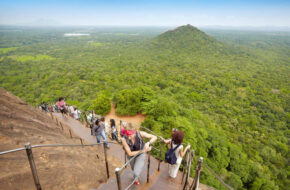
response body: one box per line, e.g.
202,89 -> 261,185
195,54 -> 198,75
124,130 -> 135,136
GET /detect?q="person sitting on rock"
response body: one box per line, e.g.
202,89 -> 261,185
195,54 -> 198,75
121,122 -> 157,185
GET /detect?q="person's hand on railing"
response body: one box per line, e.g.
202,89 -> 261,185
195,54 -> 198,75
143,142 -> 152,152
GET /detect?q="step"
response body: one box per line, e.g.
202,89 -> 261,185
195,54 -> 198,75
97,153 -> 160,190
141,162 -> 184,190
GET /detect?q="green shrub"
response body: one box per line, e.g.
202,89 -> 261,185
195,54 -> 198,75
89,93 -> 111,115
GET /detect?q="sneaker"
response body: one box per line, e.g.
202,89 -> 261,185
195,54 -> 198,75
134,180 -> 140,185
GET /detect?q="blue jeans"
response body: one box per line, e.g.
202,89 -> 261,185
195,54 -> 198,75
96,130 -> 109,147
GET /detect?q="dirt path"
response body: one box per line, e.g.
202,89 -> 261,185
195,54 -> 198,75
105,104 -> 146,127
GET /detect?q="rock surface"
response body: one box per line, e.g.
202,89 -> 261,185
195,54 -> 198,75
0,88 -> 120,190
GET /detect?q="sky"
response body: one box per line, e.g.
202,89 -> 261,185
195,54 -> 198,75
0,0 -> 289,27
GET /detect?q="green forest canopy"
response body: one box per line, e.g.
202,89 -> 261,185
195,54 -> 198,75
0,25 -> 289,190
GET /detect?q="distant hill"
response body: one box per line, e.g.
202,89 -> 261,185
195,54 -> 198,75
149,24 -> 226,54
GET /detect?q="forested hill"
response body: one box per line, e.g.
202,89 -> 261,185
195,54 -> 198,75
0,25 -> 289,190
149,24 -> 225,54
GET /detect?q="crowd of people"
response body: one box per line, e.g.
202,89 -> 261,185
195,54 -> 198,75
39,97 -> 191,186
39,97 -> 81,120
89,118 -> 190,185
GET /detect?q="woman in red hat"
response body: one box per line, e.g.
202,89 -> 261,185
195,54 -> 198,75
121,122 -> 157,185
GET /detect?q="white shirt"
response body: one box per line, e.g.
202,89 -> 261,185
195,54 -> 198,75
69,106 -> 74,113
87,113 -> 93,121
74,110 -> 81,119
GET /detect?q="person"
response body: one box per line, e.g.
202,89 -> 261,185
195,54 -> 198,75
93,119 -> 109,148
120,121 -> 127,137
40,102 -> 47,112
105,120 -> 110,135
54,104 -> 59,112
87,111 -> 95,134
68,105 -> 75,118
161,128 -> 178,143
164,130 -> 191,179
121,122 -> 157,185
48,105 -> 54,112
110,119 -> 118,141
57,97 -> 67,114
73,107 -> 81,120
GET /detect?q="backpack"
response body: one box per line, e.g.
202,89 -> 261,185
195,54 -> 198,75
165,141 -> 181,165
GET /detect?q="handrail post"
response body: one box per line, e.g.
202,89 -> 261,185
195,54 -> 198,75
191,157 -> 203,190
115,168 -> 121,190
83,112 -> 90,127
80,138 -> 84,147
69,129 -> 73,138
60,122 -> 64,130
25,143 -> 42,190
103,142 -> 110,179
124,151 -> 127,168
158,143 -> 162,172
147,152 -> 151,183
181,150 -> 189,184
183,150 -> 194,190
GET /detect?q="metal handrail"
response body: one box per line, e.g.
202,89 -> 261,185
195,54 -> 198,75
140,126 -> 164,140
202,163 -> 234,190
140,126 -> 234,190
0,141 -> 111,190
115,142 -> 162,190
1,129 -> 233,190
190,157 -> 203,190
181,148 -> 190,184
118,151 -> 144,172
183,150 -> 194,190
151,145 -> 159,152
124,177 -> 138,190
31,142 -> 104,148
0,147 -> 26,155
141,126 -> 190,147
0,142 -> 109,154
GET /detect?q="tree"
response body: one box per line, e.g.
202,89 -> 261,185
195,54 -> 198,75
89,93 -> 111,115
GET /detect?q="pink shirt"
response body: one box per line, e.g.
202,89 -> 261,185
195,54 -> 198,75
57,101 -> 66,108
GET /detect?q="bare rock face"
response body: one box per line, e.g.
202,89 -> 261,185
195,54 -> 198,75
0,88 -> 120,190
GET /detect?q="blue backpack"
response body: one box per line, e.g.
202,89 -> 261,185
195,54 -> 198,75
165,141 -> 181,165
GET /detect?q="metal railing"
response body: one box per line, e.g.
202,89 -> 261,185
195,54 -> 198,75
202,162 -> 234,190
114,143 -> 162,190
140,126 -> 195,189
1,119 -> 233,190
140,126 -> 234,190
115,151 -> 143,190
0,141 -> 110,190
190,157 -> 203,190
